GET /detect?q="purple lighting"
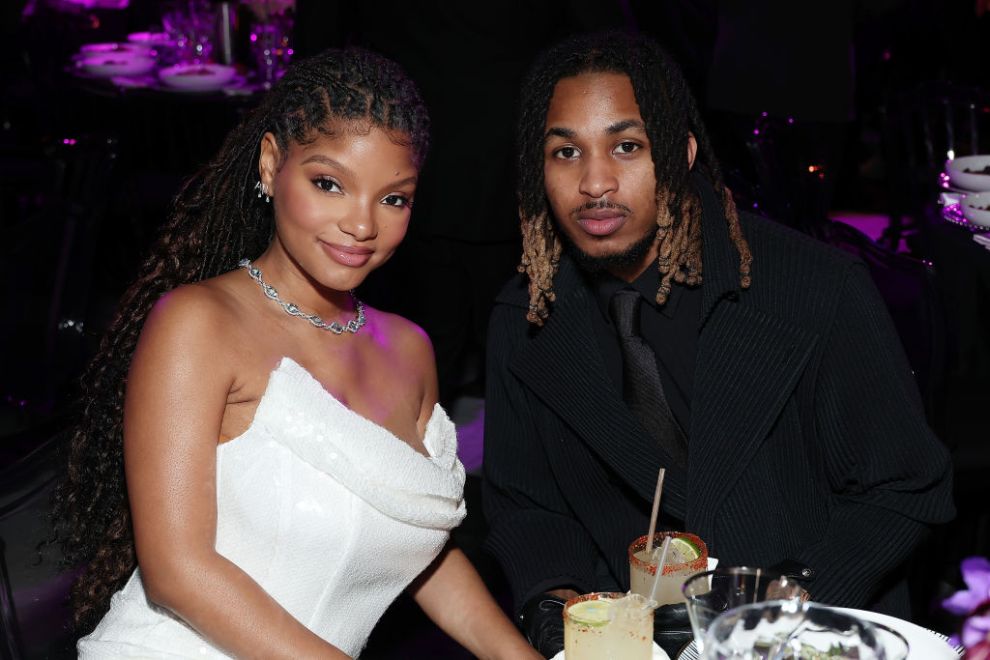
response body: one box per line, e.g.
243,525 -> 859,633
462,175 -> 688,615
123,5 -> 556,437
62,138 -> 77,145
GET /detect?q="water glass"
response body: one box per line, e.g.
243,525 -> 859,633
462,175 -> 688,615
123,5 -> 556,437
250,13 -> 293,89
162,0 -> 217,64
683,567 -> 803,654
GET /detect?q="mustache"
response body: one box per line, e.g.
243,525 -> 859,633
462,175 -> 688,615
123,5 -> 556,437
569,199 -> 633,217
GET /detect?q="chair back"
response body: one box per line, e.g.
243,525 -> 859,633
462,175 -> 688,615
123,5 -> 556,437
0,537 -> 21,660
825,221 -> 947,426
0,134 -> 118,418
741,115 -> 846,239
0,424 -> 75,659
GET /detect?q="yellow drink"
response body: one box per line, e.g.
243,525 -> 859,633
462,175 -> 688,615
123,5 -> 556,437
563,592 -> 655,660
628,532 -> 708,606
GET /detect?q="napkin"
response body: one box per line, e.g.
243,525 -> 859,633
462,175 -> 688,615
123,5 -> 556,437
549,641 -> 671,660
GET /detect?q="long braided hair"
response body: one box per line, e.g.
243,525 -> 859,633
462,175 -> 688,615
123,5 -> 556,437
53,47 -> 430,633
517,31 -> 751,325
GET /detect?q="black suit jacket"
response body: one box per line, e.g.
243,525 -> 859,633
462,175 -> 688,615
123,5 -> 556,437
482,179 -> 955,617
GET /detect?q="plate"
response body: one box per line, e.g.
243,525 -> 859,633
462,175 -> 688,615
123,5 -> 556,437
947,155 -> 990,192
80,41 -> 153,56
158,63 -> 237,92
833,607 -> 960,659
961,192 -> 990,228
78,53 -> 156,78
550,641 -> 670,660
127,31 -> 171,47
942,202 -> 989,233
58,0 -> 129,8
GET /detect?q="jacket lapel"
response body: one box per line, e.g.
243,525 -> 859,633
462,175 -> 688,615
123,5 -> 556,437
508,258 -> 689,516
687,301 -> 818,537
687,175 -> 819,538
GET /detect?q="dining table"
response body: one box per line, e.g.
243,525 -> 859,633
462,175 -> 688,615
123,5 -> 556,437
674,613 -> 964,660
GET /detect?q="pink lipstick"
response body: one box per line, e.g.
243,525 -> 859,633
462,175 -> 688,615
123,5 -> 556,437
321,241 -> 373,268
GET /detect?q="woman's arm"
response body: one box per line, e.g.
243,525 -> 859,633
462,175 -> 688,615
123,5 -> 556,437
391,320 -> 538,659
410,545 -> 542,660
125,286 -> 348,659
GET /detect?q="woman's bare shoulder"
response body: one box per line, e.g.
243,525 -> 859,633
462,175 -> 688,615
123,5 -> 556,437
365,306 -> 439,415
137,272 -> 250,365
367,307 -> 435,365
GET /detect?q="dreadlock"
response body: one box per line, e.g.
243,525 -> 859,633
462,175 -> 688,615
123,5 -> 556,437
517,31 -> 751,325
52,47 -> 430,633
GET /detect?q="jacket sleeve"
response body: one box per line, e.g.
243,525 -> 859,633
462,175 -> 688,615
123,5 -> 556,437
794,262 -> 955,607
482,304 -> 600,614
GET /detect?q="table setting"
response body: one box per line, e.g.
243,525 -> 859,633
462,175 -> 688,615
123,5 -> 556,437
67,0 -> 294,97
546,560 -> 964,659
545,469 -> 965,659
939,155 -> 990,250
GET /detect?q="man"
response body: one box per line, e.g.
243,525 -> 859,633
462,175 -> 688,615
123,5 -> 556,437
482,31 -> 954,656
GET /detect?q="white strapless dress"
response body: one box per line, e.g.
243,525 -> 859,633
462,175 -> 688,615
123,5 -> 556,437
77,357 -> 466,658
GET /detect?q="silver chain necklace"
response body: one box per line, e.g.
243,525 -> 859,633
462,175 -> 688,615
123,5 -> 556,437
239,258 -> 367,335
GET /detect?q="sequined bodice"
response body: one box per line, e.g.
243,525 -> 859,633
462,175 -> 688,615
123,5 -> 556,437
78,357 -> 466,658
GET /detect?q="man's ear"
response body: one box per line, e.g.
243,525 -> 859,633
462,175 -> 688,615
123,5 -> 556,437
258,132 -> 280,191
687,132 -> 698,170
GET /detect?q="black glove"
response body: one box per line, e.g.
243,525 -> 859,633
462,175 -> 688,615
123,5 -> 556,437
654,602 -> 694,658
769,559 -> 816,600
769,559 -> 816,585
519,593 -> 566,658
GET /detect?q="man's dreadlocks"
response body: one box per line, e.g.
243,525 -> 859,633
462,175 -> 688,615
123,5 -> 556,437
516,31 -> 751,325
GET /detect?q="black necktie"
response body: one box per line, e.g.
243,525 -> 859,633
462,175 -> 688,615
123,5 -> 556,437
609,289 -> 689,469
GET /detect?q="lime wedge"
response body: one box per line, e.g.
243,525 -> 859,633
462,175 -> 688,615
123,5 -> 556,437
667,536 -> 702,564
567,599 -> 614,627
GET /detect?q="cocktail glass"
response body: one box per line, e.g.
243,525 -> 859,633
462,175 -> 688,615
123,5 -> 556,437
628,531 -> 708,606
162,0 -> 217,64
249,12 -> 293,89
563,591 -> 656,660
682,566 -> 803,655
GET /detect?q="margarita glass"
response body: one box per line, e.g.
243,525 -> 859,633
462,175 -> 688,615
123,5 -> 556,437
628,531 -> 708,605
563,591 -> 656,660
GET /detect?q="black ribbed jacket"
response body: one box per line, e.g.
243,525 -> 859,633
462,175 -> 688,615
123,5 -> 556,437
482,179 -> 955,618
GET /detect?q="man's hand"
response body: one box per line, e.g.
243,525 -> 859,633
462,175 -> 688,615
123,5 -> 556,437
520,592 -> 576,658
653,602 -> 694,658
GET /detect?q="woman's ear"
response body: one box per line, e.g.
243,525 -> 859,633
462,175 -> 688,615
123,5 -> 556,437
687,132 -> 698,170
258,132 -> 280,191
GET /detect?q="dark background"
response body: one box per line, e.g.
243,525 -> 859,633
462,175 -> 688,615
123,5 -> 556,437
1,1 -> 988,657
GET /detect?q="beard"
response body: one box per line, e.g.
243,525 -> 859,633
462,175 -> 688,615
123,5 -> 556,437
558,223 -> 658,275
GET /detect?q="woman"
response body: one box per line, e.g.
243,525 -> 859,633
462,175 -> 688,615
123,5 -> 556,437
56,48 -> 539,659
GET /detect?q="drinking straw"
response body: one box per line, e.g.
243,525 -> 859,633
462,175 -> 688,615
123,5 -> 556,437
648,535 -> 673,603
645,468 -> 666,553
